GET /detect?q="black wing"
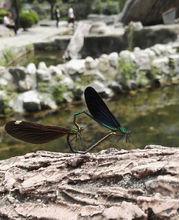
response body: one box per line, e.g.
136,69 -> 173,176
84,87 -> 121,130
5,121 -> 71,144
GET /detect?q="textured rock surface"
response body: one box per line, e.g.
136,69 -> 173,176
120,0 -> 179,25
0,145 -> 179,219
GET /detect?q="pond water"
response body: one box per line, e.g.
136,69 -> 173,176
12,50 -> 64,67
1,85 -> 179,160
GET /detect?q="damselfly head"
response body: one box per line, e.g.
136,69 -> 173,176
119,127 -> 130,134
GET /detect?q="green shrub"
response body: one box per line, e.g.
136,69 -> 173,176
91,0 -> 121,15
0,8 -> 8,24
30,10 -> 39,24
20,10 -> 39,30
103,2 -> 120,15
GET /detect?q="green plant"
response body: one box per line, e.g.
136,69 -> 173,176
118,58 -> 137,84
126,24 -> 134,51
0,8 -> 8,24
91,0 -> 103,14
30,10 -> 39,24
103,1 -> 120,15
0,48 -> 15,66
51,84 -> 67,104
20,10 -> 39,30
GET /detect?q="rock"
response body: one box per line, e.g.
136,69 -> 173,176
88,14 -> 119,25
26,63 -> 36,75
38,61 -> 48,70
83,69 -> 106,82
65,59 -> 85,77
9,67 -> 36,92
108,52 -> 119,68
169,54 -> 179,75
9,67 -> 26,81
120,0 -> 179,25
151,44 -> 176,56
133,48 -> 153,70
36,69 -> 52,82
108,81 -> 124,94
0,26 -> 15,37
64,22 -> 92,59
151,57 -> 170,75
119,50 -> 135,63
171,75 -> 179,84
0,67 -> 14,89
9,90 -> 41,113
59,76 -> 74,90
88,81 -> 113,98
127,79 -> 138,90
85,56 -> 98,70
0,91 -> 7,115
89,21 -> 109,35
0,146 -> 179,219
18,77 -> 35,92
49,66 -> 63,78
40,93 -> 57,110
98,54 -> 110,73
125,21 -> 143,32
158,75 -> 172,87
63,91 -> 73,103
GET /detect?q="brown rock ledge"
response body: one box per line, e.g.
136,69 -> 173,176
0,145 -> 179,220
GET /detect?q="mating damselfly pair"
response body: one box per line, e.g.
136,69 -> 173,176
5,87 -> 130,154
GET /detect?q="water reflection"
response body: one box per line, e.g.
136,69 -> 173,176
1,85 -> 179,159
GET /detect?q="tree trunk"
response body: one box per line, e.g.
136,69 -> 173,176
0,145 -> 179,219
50,3 -> 55,20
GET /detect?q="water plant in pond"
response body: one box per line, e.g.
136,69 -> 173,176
118,58 -> 137,86
51,84 -> 67,104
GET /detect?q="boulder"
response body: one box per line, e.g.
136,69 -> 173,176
26,63 -> 36,75
85,56 -> 98,70
36,69 -> 52,82
13,90 -> 41,113
9,90 -> 57,113
9,67 -> 36,92
120,0 -> 179,25
59,76 -> 74,90
40,93 -> 57,110
151,44 -> 176,56
151,57 -> 170,75
89,21 -> 110,35
0,26 -> 15,37
108,81 -> 124,94
9,67 -> 26,81
169,54 -> 179,74
98,54 -> 110,73
0,67 -> 14,89
49,66 -> 63,78
108,52 -> 119,68
88,81 -> 113,98
38,61 -> 48,70
0,90 -> 7,115
65,59 -> 85,77
133,48 -> 153,70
